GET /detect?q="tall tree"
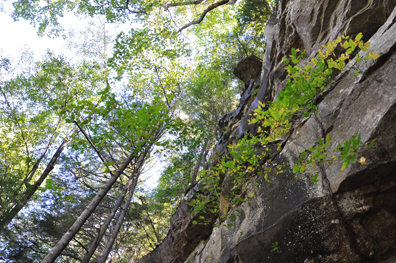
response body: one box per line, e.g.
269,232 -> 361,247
1,0 -> 272,262
0,51 -> 110,234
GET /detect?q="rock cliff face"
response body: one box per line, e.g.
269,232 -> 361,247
138,0 -> 396,262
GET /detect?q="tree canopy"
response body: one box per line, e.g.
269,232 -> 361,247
0,0 -> 272,262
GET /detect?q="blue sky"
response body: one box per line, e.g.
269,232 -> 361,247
0,1 -> 70,60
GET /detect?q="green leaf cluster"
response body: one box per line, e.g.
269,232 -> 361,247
188,33 -> 380,226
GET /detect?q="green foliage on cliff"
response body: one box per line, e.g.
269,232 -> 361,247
189,32 -> 379,225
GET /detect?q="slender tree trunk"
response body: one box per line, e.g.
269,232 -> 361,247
41,149 -> 146,263
24,116 -> 63,185
97,172 -> 139,263
80,174 -> 137,263
190,142 -> 209,187
0,107 -> 98,233
128,247 -> 137,263
140,223 -> 155,249
202,136 -> 216,172
140,197 -> 160,243
0,136 -> 72,234
202,147 -> 211,171
42,113 -> 164,263
109,232 -> 126,263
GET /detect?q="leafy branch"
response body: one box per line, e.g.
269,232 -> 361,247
188,32 -> 380,226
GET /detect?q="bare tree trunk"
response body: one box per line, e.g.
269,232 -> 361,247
0,105 -> 99,234
41,104 -> 166,263
202,147 -> 211,171
97,172 -> 139,263
0,135 -> 73,234
190,142 -> 209,187
80,174 -> 137,263
41,149 -> 146,263
202,135 -> 216,172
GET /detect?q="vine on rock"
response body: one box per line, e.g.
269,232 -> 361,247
189,33 -> 379,226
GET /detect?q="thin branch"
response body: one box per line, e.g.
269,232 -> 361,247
166,8 -> 181,30
60,252 -> 83,261
73,120 -> 114,177
178,0 -> 230,32
25,115 -> 63,184
0,86 -> 31,171
73,237 -> 89,253
109,233 -> 126,262
141,223 -> 156,249
163,0 -> 204,10
154,66 -> 171,108
124,0 -> 147,14
139,196 -> 161,243
235,31 -> 250,57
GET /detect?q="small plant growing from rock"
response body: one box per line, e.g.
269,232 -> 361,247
293,133 -> 377,182
271,242 -> 279,252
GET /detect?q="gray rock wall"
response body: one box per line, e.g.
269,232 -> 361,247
138,0 -> 396,262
